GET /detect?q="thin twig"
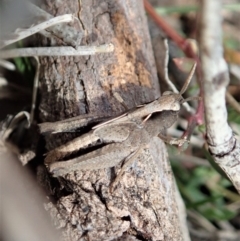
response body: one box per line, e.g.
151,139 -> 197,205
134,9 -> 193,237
0,44 -> 114,59
30,57 -> 39,124
187,210 -> 217,232
144,0 -> 196,59
169,153 -> 210,166
144,0 -> 185,50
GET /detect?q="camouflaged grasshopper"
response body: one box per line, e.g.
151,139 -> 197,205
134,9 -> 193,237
39,63 -> 196,179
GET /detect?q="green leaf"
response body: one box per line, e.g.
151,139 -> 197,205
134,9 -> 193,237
197,124 -> 206,134
201,206 -> 236,221
228,106 -> 240,124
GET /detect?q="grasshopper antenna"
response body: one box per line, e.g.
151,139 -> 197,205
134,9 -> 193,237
178,62 -> 200,106
178,62 -> 197,97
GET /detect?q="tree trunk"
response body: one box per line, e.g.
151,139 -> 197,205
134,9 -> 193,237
37,0 -> 187,240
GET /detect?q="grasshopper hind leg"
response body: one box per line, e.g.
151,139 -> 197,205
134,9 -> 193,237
45,122 -> 135,166
110,146 -> 143,193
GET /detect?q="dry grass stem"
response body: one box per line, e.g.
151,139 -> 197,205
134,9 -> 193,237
0,14 -> 74,49
1,44 -> 114,58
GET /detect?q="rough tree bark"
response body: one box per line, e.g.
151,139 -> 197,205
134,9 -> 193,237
36,0 -> 187,240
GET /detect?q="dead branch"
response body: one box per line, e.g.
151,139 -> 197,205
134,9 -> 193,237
199,0 -> 240,193
35,0 -> 189,240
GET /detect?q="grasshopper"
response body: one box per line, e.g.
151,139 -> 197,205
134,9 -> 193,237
39,63 -> 196,182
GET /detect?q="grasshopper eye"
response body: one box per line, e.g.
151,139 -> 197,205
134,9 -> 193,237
162,91 -> 173,96
172,102 -> 180,111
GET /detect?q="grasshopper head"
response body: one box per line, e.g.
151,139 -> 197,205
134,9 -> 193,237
161,91 -> 182,111
159,62 -> 197,112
